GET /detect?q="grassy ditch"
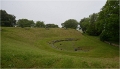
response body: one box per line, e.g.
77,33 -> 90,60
1,27 -> 119,68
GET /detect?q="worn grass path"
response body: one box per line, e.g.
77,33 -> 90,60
1,27 -> 119,68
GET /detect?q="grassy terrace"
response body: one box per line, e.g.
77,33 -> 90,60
1,27 -> 119,68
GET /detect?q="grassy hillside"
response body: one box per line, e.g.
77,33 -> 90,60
1,27 -> 119,68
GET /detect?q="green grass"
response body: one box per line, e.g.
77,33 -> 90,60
1,27 -> 119,68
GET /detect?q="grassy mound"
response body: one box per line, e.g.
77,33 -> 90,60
1,27 -> 119,68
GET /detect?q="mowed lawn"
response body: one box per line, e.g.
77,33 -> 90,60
1,27 -> 119,68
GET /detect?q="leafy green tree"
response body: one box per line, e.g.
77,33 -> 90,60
0,10 -> 16,27
80,13 -> 98,35
17,19 -> 35,28
63,19 -> 78,29
45,24 -> 58,28
79,17 -> 90,33
36,21 -> 45,28
94,12 -> 104,35
86,13 -> 98,35
79,0 -> 118,42
98,0 -> 119,41
29,20 -> 35,27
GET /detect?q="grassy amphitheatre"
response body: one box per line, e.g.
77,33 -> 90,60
1,27 -> 119,68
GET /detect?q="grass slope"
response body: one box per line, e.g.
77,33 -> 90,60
1,27 -> 119,68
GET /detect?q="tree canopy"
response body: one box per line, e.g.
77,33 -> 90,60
36,21 -> 45,28
79,0 -> 119,42
98,0 -> 119,41
17,19 -> 35,28
0,10 -> 16,27
45,24 -> 59,28
79,17 -> 90,33
62,19 -> 78,29
80,13 -> 99,35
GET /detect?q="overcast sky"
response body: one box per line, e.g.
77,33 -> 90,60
1,0 -> 107,27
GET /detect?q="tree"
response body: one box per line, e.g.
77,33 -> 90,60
45,24 -> 58,28
63,19 -> 78,29
29,20 -> 35,28
98,0 -> 119,41
17,19 -> 35,28
79,13 -> 99,35
0,10 -> 16,27
86,13 -> 99,35
79,17 -> 90,33
36,21 -> 45,28
79,0 -> 119,42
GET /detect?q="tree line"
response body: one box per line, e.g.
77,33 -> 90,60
0,9 -> 78,29
0,10 -> 58,28
79,0 -> 119,42
61,0 -> 119,42
0,0 -> 119,42
17,19 -> 58,28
